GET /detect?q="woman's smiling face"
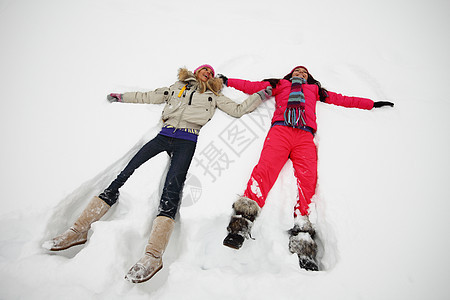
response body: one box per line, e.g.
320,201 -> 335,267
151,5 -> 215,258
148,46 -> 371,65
292,67 -> 308,81
196,67 -> 213,82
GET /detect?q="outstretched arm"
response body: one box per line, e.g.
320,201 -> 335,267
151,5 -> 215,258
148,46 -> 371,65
216,86 -> 272,117
226,78 -> 271,95
106,86 -> 170,104
325,91 -> 374,110
325,91 -> 394,110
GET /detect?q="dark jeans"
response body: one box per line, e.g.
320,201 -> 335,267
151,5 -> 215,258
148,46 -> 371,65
99,134 -> 197,219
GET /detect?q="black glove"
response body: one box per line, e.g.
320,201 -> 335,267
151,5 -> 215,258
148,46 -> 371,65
263,78 -> 280,89
217,74 -> 228,86
373,101 -> 394,108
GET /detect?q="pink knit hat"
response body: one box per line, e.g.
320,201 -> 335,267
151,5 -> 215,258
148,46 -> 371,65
194,64 -> 215,77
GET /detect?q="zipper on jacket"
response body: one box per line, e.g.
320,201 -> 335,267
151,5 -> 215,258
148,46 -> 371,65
175,84 -> 195,129
188,91 -> 195,105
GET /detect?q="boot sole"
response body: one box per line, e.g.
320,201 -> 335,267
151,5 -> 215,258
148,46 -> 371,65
223,233 -> 244,250
223,240 -> 241,250
125,265 -> 163,284
299,256 -> 319,271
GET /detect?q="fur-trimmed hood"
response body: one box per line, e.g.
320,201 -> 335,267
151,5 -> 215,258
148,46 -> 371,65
178,67 -> 223,96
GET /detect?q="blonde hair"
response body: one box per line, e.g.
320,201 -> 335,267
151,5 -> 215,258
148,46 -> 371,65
195,72 -> 222,96
178,67 -> 223,96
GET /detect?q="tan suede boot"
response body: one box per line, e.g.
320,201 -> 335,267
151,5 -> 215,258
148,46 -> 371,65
43,196 -> 110,251
125,216 -> 175,283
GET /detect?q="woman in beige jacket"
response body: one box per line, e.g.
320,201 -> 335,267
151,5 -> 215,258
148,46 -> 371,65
43,64 -> 272,283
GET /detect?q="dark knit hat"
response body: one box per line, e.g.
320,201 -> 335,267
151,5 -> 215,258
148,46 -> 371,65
285,66 -> 309,79
290,66 -> 308,73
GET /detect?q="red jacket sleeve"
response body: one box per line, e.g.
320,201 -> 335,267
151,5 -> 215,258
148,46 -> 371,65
227,78 -> 271,94
325,91 -> 374,110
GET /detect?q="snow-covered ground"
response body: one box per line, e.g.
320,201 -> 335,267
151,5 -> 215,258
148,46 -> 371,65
1,0 -> 449,299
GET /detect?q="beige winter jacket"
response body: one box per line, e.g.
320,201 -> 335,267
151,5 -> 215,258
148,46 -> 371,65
122,68 -> 263,131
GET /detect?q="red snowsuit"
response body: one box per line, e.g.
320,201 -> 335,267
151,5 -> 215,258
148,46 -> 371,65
227,78 -> 374,216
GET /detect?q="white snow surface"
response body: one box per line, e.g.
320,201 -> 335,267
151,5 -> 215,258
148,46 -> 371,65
1,0 -> 450,299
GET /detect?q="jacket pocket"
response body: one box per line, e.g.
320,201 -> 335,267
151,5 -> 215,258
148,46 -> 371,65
162,90 -> 183,120
184,93 -> 215,126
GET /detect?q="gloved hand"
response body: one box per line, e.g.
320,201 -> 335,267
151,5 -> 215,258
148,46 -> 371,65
217,74 -> 228,86
107,93 -> 123,102
256,86 -> 273,100
373,101 -> 394,108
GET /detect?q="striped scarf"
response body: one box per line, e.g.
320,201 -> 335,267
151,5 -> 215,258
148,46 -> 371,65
284,77 -> 306,127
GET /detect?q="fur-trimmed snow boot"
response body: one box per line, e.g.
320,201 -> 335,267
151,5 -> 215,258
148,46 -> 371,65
125,216 -> 175,283
223,196 -> 261,249
43,196 -> 111,251
288,215 -> 319,271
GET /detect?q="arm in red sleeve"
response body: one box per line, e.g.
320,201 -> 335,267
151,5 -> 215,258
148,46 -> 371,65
227,78 -> 271,95
325,91 -> 374,110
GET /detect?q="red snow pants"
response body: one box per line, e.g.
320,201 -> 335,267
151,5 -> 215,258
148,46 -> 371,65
243,126 -> 317,217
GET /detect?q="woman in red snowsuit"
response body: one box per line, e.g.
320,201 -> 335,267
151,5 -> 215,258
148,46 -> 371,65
221,66 -> 393,271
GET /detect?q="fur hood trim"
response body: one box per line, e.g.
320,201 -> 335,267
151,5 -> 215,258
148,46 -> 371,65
178,67 -> 196,82
233,196 -> 261,219
178,67 -> 223,95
